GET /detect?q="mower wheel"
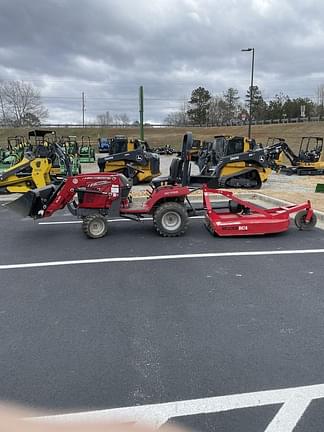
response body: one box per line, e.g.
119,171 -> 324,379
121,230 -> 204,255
82,214 -> 108,239
229,200 -> 244,213
294,210 -> 317,230
153,201 -> 188,237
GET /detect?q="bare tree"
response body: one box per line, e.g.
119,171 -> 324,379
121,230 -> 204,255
96,111 -> 130,126
164,111 -> 186,126
164,101 -> 189,126
96,110 -> 113,125
0,80 -> 48,126
117,113 -> 130,125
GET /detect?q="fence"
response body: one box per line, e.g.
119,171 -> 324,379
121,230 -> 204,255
0,116 -> 323,128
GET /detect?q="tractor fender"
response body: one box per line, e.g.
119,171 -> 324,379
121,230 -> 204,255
144,185 -> 191,212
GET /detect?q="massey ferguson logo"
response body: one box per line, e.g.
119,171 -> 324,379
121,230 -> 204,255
259,155 -> 265,162
136,155 -> 143,161
88,181 -> 110,188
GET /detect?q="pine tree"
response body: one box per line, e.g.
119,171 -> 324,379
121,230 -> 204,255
187,86 -> 212,126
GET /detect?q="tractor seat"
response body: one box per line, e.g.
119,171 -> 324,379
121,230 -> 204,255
151,157 -> 183,188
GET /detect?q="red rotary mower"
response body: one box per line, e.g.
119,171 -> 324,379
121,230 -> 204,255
6,133 -> 317,239
203,186 -> 316,236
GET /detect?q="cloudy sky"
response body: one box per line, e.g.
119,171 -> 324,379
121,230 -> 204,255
0,0 -> 324,124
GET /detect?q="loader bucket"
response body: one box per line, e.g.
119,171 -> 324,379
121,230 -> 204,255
6,185 -> 56,218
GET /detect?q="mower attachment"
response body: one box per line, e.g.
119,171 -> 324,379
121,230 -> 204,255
203,186 -> 316,236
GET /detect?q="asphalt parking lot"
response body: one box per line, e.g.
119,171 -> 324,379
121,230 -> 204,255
1,202 -> 324,431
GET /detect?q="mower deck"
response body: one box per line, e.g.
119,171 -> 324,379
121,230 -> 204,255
203,186 -> 316,236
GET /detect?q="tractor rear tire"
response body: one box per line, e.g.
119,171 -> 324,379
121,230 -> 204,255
82,214 -> 108,239
153,201 -> 188,237
294,210 -> 317,230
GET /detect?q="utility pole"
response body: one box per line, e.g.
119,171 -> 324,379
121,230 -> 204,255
139,86 -> 144,140
241,48 -> 255,138
82,92 -> 85,127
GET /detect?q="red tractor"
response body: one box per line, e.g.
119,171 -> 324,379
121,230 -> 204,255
10,171 -> 192,238
7,133 -> 317,239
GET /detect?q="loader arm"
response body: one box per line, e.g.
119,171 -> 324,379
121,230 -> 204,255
44,178 -> 79,217
44,173 -> 123,217
277,142 -> 299,165
265,142 -> 299,166
97,148 -> 148,171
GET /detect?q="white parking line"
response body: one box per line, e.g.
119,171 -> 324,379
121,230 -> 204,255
1,249 -> 324,270
35,383 -> 324,430
39,218 -> 129,225
38,216 -> 204,225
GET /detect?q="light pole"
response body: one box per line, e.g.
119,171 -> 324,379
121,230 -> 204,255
241,47 -> 255,138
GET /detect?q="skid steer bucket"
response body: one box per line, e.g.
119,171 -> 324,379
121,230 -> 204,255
6,185 -> 57,218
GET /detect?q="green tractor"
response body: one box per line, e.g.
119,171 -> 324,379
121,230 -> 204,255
0,136 -> 26,173
79,136 -> 96,163
59,136 -> 81,175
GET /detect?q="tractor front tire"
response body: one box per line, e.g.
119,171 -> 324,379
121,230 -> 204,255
294,210 -> 317,230
82,214 -> 108,239
153,202 -> 188,237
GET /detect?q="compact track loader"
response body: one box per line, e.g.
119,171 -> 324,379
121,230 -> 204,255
98,135 -> 160,184
194,135 -> 272,188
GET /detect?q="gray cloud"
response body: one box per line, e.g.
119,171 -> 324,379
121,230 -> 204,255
0,0 -> 324,123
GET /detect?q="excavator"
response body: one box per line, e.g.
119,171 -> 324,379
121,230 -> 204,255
267,136 -> 324,175
0,130 -> 71,193
193,135 -> 272,189
98,135 -> 160,184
